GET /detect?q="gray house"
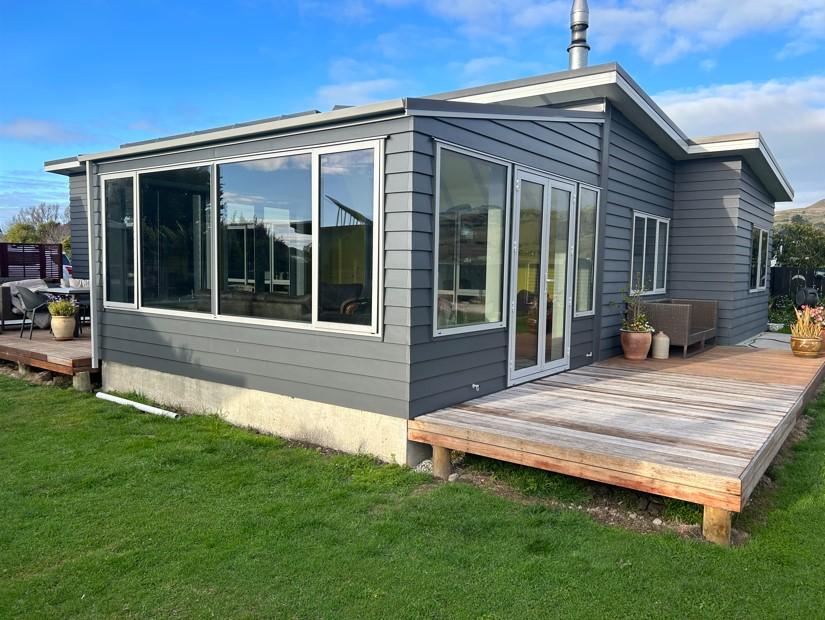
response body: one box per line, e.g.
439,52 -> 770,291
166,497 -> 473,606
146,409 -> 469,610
45,17 -> 792,465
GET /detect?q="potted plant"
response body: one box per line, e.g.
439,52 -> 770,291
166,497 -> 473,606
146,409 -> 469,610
47,297 -> 77,341
620,289 -> 654,360
800,304 -> 825,353
790,305 -> 823,358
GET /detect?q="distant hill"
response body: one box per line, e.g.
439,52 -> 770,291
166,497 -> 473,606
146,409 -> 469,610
775,199 -> 825,228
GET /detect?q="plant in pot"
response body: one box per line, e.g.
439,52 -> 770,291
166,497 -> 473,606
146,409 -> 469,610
790,305 -> 823,358
620,289 -> 655,360
47,297 -> 78,341
800,304 -> 825,353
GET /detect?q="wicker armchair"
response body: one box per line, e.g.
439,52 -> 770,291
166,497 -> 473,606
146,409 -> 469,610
641,298 -> 718,358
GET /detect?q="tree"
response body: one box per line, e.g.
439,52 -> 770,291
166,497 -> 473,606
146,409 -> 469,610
10,203 -> 68,228
3,222 -> 39,243
774,221 -> 825,268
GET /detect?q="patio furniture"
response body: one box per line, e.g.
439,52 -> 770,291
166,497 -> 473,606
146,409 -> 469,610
641,298 -> 718,358
14,287 -> 50,340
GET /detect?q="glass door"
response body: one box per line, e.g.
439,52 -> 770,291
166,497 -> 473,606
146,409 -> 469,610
509,170 -> 575,384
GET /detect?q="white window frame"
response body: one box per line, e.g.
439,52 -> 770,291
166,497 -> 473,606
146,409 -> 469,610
573,184 -> 600,318
749,225 -> 770,293
630,211 -> 670,295
432,142 -> 512,337
99,138 -> 384,337
100,172 -> 139,309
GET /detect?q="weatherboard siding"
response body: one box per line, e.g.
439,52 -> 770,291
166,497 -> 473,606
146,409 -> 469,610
599,109 -> 675,360
68,173 -> 89,279
92,117 -> 416,417
407,115 -> 603,416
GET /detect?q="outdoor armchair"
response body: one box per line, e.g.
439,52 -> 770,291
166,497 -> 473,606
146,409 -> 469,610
641,298 -> 718,358
14,287 -> 50,340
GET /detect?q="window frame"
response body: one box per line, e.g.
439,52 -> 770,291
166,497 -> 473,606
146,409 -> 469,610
749,224 -> 770,293
432,141 -> 512,338
99,139 -> 384,337
630,211 -> 670,296
573,184 -> 600,318
100,172 -> 139,310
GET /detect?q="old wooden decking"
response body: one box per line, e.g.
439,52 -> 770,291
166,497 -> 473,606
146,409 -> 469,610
0,329 -> 93,375
409,347 -> 825,542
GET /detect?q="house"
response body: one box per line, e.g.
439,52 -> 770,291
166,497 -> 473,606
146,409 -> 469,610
44,3 -> 792,467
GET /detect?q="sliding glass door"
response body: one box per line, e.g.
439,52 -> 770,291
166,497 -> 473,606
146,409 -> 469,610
509,170 -> 576,384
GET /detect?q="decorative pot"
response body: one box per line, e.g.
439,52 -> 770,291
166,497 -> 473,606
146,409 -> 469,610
651,331 -> 670,360
620,330 -> 652,361
51,315 -> 76,341
821,327 -> 825,356
790,335 -> 822,358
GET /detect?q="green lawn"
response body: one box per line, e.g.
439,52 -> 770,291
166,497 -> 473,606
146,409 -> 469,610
2,374 -> 825,619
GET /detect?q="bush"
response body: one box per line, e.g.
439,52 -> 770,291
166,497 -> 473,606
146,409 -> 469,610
47,298 -> 77,317
769,295 -> 796,325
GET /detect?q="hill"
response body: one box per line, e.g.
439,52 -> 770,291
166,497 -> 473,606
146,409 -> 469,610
775,199 -> 825,227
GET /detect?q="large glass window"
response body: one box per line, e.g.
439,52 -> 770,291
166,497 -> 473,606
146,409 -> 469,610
140,166 -> 212,313
318,149 -> 375,326
218,154 -> 312,322
104,177 -> 135,304
750,225 -> 769,291
574,187 -> 598,315
630,212 -> 669,294
435,148 -> 507,334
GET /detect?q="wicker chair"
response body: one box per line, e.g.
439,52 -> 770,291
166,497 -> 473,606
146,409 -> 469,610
641,298 -> 718,358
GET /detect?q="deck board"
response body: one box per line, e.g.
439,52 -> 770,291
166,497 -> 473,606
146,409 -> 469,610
409,346 -> 825,511
0,329 -> 93,375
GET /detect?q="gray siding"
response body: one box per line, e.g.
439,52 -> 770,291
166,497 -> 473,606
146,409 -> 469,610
669,158 -> 774,344
68,173 -> 89,278
599,109 -> 675,359
92,117 -> 416,418
407,115 -> 603,416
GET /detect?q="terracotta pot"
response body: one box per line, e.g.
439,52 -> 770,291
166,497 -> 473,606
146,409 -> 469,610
791,335 -> 822,358
620,330 -> 652,361
51,315 -> 75,341
821,327 -> 825,356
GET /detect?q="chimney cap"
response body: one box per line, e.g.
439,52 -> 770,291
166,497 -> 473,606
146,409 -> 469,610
571,0 -> 589,25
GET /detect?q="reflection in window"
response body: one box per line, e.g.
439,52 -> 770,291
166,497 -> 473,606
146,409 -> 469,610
318,149 -> 375,325
104,177 -> 135,304
436,149 -> 507,331
574,187 -> 598,314
631,212 -> 669,294
217,154 -> 312,322
140,166 -> 212,313
750,226 -> 769,290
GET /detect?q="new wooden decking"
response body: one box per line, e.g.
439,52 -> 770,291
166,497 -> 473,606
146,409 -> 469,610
409,347 -> 825,543
0,329 -> 93,375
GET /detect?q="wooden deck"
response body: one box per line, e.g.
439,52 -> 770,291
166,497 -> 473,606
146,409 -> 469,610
409,347 -> 825,544
0,329 -> 93,375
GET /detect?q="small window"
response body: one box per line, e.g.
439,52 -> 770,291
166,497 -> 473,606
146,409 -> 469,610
750,225 -> 770,291
574,187 -> 599,315
434,146 -> 508,335
104,177 -> 135,305
630,212 -> 669,294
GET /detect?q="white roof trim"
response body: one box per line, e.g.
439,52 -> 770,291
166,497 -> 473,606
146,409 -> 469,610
450,70 -> 618,106
44,158 -> 82,173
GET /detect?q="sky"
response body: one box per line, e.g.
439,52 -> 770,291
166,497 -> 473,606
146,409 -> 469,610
1,0 -> 824,227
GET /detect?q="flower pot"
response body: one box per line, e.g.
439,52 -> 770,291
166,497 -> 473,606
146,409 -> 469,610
51,315 -> 76,341
620,330 -> 652,361
820,327 -> 825,357
790,335 -> 822,358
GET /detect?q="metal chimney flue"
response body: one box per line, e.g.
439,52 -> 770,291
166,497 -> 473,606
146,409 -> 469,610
568,0 -> 590,70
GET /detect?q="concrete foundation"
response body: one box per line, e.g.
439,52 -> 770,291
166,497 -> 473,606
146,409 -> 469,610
101,361 -> 429,466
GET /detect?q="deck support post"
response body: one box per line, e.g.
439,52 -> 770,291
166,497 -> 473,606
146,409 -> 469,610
702,506 -> 732,546
17,362 -> 31,377
431,445 -> 452,480
72,372 -> 93,392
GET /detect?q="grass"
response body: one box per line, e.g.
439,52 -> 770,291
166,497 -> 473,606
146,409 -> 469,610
2,375 -> 825,618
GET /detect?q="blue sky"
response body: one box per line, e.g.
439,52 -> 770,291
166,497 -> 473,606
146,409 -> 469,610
2,0 -> 824,226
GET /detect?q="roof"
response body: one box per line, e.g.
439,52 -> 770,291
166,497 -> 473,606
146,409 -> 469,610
44,62 -> 792,201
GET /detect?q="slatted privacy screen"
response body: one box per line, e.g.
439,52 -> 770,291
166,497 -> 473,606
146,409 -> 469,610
0,243 -> 63,282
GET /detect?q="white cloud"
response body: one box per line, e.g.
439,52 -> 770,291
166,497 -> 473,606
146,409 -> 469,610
316,78 -> 402,107
655,75 -> 825,208
0,119 -> 86,144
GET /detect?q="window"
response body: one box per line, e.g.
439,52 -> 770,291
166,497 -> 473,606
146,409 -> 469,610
103,177 -> 135,305
318,149 -> 375,326
434,146 -> 508,335
217,154 -> 312,323
574,187 -> 599,315
101,141 -> 381,334
630,212 -> 669,294
750,225 -> 770,291
140,166 -> 212,313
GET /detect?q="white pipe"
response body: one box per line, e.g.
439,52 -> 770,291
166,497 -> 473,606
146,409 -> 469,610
96,392 -> 180,419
